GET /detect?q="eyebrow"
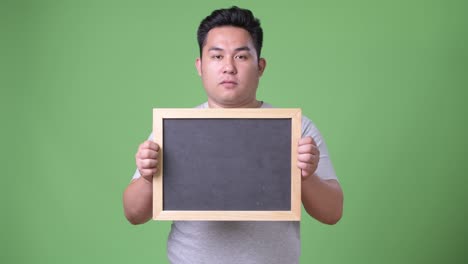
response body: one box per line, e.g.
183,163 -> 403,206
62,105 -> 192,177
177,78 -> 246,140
208,46 -> 251,52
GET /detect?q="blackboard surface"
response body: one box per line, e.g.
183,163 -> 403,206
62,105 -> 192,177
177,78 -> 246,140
163,118 -> 291,211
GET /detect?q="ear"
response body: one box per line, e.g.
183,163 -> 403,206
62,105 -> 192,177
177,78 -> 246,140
258,58 -> 266,77
195,58 -> 202,76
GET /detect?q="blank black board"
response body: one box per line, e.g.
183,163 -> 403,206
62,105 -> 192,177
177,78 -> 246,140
162,118 -> 291,211
152,108 -> 302,221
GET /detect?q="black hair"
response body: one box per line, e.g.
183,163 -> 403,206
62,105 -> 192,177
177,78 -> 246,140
197,6 -> 263,59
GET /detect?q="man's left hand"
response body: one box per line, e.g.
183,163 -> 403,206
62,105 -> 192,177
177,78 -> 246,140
297,136 -> 320,179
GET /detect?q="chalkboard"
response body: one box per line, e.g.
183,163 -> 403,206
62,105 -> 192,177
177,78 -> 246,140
152,108 -> 302,221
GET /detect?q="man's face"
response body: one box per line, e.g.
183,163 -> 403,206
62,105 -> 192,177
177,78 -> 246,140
196,26 -> 266,108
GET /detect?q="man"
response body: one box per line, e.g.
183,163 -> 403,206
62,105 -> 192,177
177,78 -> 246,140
123,6 -> 343,264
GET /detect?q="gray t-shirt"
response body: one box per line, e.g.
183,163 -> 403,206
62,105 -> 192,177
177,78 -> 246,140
132,102 -> 337,264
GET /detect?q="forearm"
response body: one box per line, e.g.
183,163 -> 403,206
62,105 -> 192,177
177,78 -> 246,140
123,177 -> 153,225
301,174 -> 343,225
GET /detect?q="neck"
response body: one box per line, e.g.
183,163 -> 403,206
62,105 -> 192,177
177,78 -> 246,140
207,99 -> 263,109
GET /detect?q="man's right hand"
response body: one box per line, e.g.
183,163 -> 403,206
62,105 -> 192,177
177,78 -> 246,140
135,140 -> 160,183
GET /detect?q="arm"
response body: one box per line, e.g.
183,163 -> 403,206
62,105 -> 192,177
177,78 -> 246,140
123,141 -> 159,225
297,137 -> 344,225
301,175 -> 343,225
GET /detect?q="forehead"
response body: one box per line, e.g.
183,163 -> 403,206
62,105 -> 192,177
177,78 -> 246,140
204,26 -> 255,50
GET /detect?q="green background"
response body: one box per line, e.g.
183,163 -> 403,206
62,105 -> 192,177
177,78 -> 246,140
1,0 -> 467,263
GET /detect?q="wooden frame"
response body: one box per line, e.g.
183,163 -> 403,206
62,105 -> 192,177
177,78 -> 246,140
152,108 -> 302,221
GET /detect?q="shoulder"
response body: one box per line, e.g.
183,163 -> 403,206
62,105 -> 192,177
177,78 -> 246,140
195,102 -> 208,109
262,102 -> 320,138
301,114 -> 318,136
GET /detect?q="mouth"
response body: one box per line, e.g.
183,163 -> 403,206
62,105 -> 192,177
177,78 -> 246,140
220,80 -> 238,88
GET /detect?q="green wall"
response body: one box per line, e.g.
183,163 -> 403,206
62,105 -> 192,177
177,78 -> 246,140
1,0 -> 467,263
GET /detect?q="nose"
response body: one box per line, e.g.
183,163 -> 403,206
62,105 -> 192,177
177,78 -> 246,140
223,59 -> 237,74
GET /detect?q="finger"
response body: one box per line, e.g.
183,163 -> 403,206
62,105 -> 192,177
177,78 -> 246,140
141,140 -> 160,151
297,162 -> 315,171
139,168 -> 157,177
297,144 -> 319,155
297,153 -> 315,163
297,162 -> 317,178
138,149 -> 159,159
298,136 -> 316,146
138,159 -> 158,169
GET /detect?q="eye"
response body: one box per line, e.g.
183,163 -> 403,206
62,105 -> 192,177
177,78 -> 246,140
235,54 -> 248,60
211,55 -> 223,60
